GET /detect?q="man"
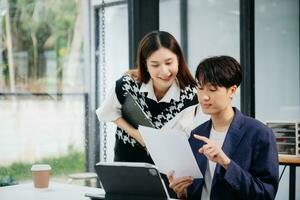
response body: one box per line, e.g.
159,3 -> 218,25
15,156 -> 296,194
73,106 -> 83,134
168,56 -> 279,200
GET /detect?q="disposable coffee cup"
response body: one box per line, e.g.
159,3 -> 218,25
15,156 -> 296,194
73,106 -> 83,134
31,164 -> 51,188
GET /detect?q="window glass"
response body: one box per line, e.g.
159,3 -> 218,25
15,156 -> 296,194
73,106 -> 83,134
188,0 -> 240,73
255,0 -> 299,199
0,0 -> 86,186
255,0 -> 299,122
187,0 -> 240,119
159,0 -> 181,44
97,3 -> 129,162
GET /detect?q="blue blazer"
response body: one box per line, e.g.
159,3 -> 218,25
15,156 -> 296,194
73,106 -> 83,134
187,108 -> 279,200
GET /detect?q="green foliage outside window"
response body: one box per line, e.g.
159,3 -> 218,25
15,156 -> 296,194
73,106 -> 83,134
1,0 -> 83,92
0,151 -> 85,187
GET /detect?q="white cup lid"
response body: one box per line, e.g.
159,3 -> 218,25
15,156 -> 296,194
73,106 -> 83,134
31,164 -> 51,171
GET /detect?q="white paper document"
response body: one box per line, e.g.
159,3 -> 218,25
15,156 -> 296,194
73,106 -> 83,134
139,126 -> 203,179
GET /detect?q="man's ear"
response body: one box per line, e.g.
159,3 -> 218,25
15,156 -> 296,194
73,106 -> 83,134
229,85 -> 237,98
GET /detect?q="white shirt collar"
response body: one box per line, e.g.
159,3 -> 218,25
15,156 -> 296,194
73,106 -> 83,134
139,79 -> 181,103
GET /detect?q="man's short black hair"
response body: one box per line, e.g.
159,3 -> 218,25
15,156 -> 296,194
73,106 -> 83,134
195,55 -> 242,88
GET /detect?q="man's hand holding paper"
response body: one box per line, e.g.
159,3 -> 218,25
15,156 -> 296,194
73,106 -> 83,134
138,126 -> 203,179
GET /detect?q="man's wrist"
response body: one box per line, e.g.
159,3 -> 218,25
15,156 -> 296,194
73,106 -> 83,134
222,157 -> 231,169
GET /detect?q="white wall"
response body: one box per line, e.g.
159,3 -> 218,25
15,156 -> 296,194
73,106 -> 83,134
0,97 -> 85,165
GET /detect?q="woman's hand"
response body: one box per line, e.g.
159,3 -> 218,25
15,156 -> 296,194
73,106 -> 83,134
114,118 -> 145,147
194,134 -> 231,169
125,69 -> 138,80
167,171 -> 193,199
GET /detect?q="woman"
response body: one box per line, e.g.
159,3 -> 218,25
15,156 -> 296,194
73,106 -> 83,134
168,56 -> 279,200
96,30 -> 198,164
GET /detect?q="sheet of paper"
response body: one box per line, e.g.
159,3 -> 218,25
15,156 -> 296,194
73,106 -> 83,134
139,126 -> 203,179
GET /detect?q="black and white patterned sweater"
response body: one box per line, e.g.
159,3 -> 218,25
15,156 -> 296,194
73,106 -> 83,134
113,75 -> 198,163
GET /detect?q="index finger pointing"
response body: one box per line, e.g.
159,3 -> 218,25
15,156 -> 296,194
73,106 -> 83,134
193,134 -> 210,143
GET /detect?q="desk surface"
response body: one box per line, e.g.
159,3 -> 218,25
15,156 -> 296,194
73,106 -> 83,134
279,155 -> 300,165
0,182 -> 104,200
0,182 -> 178,200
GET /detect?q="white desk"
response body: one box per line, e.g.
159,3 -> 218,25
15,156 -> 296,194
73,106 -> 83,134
0,182 -> 104,200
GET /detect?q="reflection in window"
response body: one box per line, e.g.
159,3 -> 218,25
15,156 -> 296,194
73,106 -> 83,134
0,0 -> 86,186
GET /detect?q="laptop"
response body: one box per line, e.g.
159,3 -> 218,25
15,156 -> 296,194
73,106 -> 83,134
85,162 -> 170,200
121,93 -> 154,129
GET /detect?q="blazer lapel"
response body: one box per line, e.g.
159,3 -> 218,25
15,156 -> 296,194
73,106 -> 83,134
212,108 -> 246,186
222,108 -> 245,157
